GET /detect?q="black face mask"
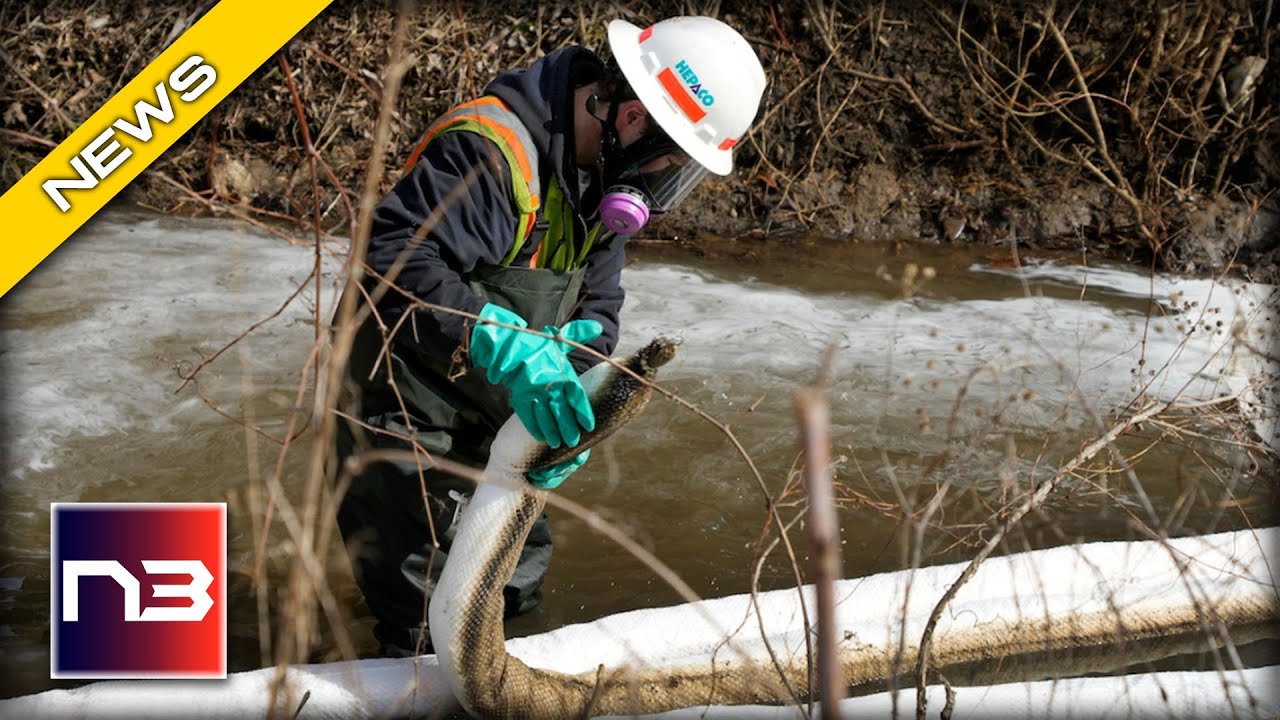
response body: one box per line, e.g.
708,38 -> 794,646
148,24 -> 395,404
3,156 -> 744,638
591,98 -> 707,235
602,120 -> 681,185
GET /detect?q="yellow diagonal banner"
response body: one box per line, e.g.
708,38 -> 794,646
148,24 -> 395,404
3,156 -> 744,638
0,0 -> 333,298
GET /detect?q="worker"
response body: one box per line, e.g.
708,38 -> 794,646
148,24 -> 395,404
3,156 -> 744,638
335,15 -> 767,657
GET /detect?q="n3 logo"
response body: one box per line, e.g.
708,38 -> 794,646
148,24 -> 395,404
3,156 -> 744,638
61,560 -> 214,622
51,502 -> 226,679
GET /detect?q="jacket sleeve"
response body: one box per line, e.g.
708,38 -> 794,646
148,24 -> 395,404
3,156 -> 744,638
363,131 -> 518,364
568,231 -> 627,373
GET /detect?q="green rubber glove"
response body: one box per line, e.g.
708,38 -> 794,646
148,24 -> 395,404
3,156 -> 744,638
528,449 -> 591,489
470,303 -> 602,448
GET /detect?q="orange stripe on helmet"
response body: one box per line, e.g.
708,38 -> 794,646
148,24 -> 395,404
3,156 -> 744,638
638,25 -> 653,42
657,67 -> 706,123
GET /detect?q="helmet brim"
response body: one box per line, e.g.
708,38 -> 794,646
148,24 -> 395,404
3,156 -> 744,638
608,19 -> 734,176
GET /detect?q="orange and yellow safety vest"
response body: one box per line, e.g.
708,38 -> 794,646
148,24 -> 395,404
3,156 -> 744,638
405,97 -> 601,271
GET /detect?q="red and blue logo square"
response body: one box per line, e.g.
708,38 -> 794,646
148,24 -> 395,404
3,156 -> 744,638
51,502 -> 226,679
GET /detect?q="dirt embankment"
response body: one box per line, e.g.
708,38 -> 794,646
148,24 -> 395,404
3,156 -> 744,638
3,1 -> 1277,279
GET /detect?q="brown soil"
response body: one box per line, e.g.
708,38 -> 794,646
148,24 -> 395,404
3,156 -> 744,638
3,1 -> 1278,280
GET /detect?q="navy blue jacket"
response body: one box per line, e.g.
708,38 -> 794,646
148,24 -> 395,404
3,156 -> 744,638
363,47 -> 625,374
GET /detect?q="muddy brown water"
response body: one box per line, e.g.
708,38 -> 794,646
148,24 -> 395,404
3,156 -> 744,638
1,211 -> 1275,700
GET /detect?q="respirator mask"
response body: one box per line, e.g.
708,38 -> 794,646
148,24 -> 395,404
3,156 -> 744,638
594,98 -> 709,235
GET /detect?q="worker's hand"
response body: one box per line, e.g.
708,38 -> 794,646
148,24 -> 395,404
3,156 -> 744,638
470,303 -> 602,448
527,449 -> 591,489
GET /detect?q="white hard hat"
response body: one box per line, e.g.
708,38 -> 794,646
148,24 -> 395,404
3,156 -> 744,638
607,16 -> 767,176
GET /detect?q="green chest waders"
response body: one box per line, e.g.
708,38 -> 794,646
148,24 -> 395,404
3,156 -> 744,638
336,92 -> 603,656
336,263 -> 585,656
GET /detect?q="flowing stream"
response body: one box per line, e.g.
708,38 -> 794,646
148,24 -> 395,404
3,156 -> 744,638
1,210 -> 1275,699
